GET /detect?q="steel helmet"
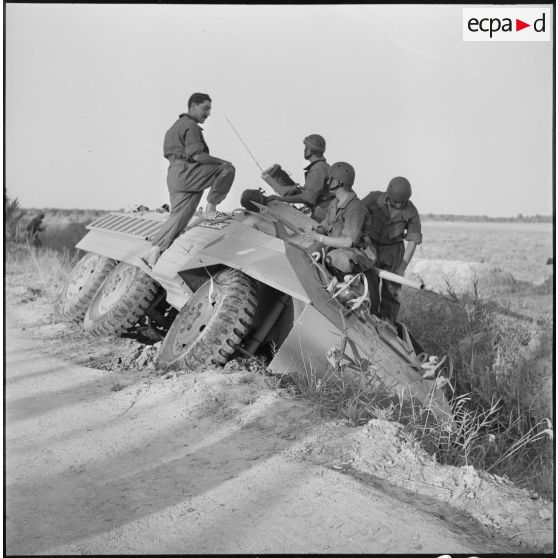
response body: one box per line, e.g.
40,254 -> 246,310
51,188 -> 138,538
386,177 -> 412,203
303,134 -> 326,154
329,162 -> 355,189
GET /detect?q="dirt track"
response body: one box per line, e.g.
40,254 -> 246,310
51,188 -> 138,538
5,323 -> 509,554
5,289 -> 553,555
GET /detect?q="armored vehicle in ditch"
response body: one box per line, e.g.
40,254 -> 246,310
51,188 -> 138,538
56,184 -> 452,420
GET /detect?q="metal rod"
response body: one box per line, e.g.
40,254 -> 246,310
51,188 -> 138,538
244,294 -> 291,355
224,115 -> 264,173
376,268 -> 426,290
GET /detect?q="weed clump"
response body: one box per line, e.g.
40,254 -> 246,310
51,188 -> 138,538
399,284 -> 553,498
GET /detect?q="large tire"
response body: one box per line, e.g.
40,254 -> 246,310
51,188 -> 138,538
156,268 -> 258,371
56,253 -> 117,323
83,262 -> 160,336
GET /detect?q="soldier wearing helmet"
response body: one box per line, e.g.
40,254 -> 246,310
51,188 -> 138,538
302,162 -> 372,275
362,176 -> 422,323
267,134 -> 332,221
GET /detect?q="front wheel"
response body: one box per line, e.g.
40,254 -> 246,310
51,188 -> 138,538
156,268 -> 258,371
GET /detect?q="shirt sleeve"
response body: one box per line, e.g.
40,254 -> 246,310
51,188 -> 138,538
300,165 -> 328,205
183,125 -> 206,162
360,191 -> 381,211
405,205 -> 423,244
341,204 -> 366,246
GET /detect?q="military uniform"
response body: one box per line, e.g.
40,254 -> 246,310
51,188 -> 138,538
318,191 -> 370,274
151,113 -> 235,251
361,191 -> 422,322
299,158 -> 332,222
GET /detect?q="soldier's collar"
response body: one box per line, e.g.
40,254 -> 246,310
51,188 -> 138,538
181,113 -> 203,128
303,157 -> 326,170
338,190 -> 357,209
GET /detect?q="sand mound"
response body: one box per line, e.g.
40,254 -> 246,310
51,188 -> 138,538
288,418 -> 553,552
408,258 -> 517,295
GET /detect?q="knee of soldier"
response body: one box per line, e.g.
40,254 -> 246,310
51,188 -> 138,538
326,249 -> 355,274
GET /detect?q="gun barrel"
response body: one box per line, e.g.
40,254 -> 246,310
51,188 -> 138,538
377,268 -> 425,290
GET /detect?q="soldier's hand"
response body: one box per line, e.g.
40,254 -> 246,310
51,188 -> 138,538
284,186 -> 300,195
301,228 -> 319,243
266,195 -> 278,202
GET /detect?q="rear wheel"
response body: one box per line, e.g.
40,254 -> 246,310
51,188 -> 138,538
156,268 -> 258,371
84,262 -> 159,336
56,253 -> 116,323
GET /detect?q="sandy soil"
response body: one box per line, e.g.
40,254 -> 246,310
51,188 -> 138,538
5,285 -> 554,555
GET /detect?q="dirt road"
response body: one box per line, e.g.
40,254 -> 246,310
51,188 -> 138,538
6,316 -> 511,555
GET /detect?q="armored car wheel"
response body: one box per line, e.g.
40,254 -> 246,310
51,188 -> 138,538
56,252 -> 117,323
83,262 -> 159,336
156,268 -> 258,371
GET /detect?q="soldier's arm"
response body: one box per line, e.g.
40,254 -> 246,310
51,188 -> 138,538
184,125 -> 233,167
397,241 -> 417,275
271,191 -> 305,203
397,208 -> 422,275
193,152 -> 233,167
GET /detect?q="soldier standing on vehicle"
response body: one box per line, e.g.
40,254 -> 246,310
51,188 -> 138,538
362,177 -> 422,323
142,92 -> 236,268
266,134 -> 332,222
301,162 -> 372,275
26,212 -> 45,248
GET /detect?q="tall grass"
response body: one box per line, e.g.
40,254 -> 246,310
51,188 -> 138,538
4,189 -> 26,243
398,285 -> 553,497
6,244 -> 76,299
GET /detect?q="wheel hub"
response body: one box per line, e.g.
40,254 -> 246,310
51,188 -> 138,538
96,265 -> 135,315
66,255 -> 102,299
171,281 -> 222,355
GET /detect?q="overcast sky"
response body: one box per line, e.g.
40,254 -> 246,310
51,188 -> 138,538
5,4 -> 554,216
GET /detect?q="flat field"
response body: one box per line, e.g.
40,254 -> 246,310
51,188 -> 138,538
417,221 -> 553,285
24,210 -> 556,286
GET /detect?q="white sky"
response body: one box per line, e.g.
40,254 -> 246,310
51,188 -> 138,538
5,4 -> 554,216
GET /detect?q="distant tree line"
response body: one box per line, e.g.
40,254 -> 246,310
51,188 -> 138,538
422,213 -> 553,223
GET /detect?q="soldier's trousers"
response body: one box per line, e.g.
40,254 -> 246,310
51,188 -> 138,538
365,241 -> 405,323
151,161 -> 235,252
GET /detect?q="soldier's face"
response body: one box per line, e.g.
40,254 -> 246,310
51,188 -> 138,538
190,101 -> 212,123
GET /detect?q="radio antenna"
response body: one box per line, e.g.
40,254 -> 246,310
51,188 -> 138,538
224,115 -> 264,173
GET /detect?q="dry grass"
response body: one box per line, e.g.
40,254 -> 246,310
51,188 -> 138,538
6,243 -> 77,300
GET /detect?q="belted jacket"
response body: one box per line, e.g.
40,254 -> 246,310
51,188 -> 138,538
163,113 -> 209,163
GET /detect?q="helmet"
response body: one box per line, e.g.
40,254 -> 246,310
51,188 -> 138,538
386,177 -> 412,203
303,134 -> 326,154
329,162 -> 355,189
240,188 -> 268,210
